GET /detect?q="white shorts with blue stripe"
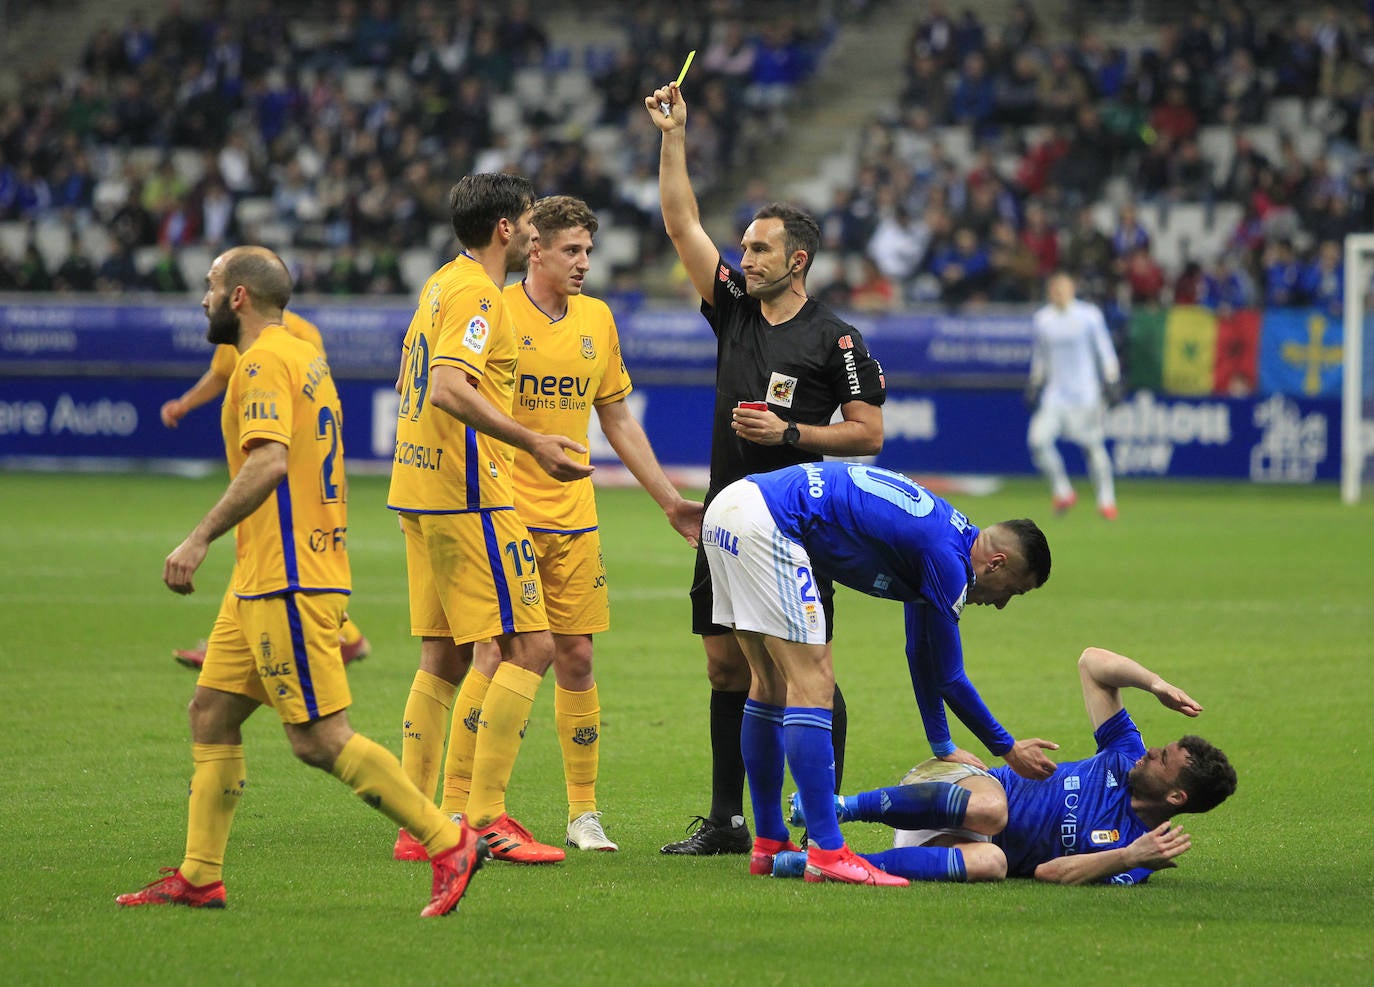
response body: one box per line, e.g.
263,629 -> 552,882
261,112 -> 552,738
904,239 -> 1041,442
701,479 -> 827,645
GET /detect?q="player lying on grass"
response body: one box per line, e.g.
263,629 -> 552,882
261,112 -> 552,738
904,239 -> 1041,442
778,646 -> 1237,884
702,462 -> 1058,887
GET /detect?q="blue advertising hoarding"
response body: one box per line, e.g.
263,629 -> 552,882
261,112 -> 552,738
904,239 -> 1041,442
0,301 -> 1034,383
0,374 -> 1339,483
0,298 -> 1342,481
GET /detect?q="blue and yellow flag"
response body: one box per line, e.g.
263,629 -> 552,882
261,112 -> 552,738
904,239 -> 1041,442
1259,309 -> 1343,397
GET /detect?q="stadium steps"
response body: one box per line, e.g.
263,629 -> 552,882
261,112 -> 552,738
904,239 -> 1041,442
0,0 -> 195,95
697,0 -> 1073,237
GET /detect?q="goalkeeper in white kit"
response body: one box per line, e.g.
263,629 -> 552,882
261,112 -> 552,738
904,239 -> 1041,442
1025,272 -> 1123,520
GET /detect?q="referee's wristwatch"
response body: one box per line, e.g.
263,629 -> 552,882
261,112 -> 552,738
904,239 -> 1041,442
782,421 -> 801,447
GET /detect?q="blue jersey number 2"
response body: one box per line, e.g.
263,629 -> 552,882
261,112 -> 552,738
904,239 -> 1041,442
316,405 -> 342,504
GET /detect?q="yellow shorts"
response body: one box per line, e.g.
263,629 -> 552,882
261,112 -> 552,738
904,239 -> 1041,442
198,587 -> 351,725
530,528 -> 609,635
402,509 -> 549,644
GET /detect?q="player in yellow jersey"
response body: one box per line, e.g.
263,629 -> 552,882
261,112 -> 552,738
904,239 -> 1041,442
118,247 -> 485,917
161,309 -> 370,669
399,195 -> 704,857
388,174 -> 593,865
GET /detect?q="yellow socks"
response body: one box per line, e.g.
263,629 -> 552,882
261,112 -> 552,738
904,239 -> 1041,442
400,669 -> 457,801
180,744 -> 246,887
464,663 -> 542,827
555,684 -> 601,820
331,733 -> 459,857
440,667 -> 491,816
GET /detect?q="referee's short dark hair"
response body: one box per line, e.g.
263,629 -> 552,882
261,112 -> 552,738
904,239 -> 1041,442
753,202 -> 822,275
449,173 -> 536,250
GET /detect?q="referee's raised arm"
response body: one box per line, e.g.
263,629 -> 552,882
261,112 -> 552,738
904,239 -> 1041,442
645,81 -> 720,305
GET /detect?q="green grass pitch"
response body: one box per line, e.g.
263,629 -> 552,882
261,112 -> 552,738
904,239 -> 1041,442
0,471 -> 1370,985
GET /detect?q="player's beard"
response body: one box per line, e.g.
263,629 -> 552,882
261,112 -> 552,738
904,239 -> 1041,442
1127,762 -> 1170,802
506,229 -> 533,274
205,303 -> 241,346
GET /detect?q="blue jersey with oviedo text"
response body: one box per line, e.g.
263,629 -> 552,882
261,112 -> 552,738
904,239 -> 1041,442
989,708 -> 1153,884
747,462 -> 977,614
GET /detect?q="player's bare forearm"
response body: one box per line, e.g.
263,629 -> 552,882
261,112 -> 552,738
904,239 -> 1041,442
1078,647 -> 1160,691
1034,822 -> 1190,884
431,366 -> 592,482
166,440 -> 286,594
184,368 -> 230,411
430,364 -> 538,451
1079,647 -> 1203,727
163,368 -> 230,427
600,409 -> 702,544
191,441 -> 288,545
1033,848 -> 1139,885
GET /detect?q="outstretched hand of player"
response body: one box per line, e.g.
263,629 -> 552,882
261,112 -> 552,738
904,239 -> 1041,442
1151,678 -> 1203,717
645,83 -> 686,133
1127,821 -> 1192,870
164,534 -> 209,595
160,398 -> 188,429
1003,737 -> 1060,780
666,497 -> 705,549
938,747 -> 989,771
531,433 -> 596,483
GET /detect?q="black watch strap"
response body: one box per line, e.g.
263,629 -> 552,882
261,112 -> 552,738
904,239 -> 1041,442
783,421 -> 801,447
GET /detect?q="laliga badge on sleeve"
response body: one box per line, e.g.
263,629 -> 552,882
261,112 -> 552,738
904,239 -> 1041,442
462,315 -> 490,354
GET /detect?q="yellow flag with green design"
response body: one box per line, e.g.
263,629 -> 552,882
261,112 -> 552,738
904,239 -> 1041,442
1161,305 -> 1218,395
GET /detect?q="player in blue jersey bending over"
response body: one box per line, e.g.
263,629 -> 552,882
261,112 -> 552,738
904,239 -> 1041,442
778,646 -> 1237,885
701,461 -> 1059,886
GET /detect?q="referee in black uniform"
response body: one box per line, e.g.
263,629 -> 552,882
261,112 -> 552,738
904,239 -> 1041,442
647,79 -> 887,856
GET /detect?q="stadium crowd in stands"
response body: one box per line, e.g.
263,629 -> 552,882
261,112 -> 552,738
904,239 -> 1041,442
0,0 -> 1370,321
0,0 -> 835,294
808,0 -> 1374,322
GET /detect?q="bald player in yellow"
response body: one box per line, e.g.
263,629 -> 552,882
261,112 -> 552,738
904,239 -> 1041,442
395,195 -> 704,859
161,309 -> 370,669
389,174 -> 593,866
118,246 -> 485,917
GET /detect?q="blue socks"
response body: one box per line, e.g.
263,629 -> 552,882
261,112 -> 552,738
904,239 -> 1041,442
784,707 -> 842,851
854,782 -> 970,830
774,847 -> 969,883
741,700 -> 788,842
863,847 -> 967,882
